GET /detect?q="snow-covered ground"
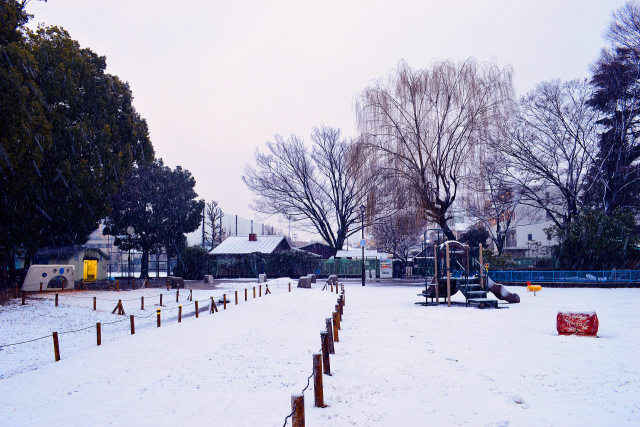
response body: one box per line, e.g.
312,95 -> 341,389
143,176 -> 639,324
1,280 -> 638,426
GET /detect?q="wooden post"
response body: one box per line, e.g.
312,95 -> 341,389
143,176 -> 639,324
144,278 -> 149,288
446,242 -> 451,307
320,332 -> 331,375
40,282 -> 43,292
235,290 -> 238,305
291,394 -> 304,427
332,312 -> 339,342
130,315 -> 135,334
223,294 -> 227,310
335,304 -> 341,329
55,293 -> 58,307
335,284 -> 338,294
52,332 -> 60,362
93,296 -> 96,311
245,288 -> 248,301
21,291 -> 25,305
195,301 -> 199,318
330,283 -> 333,293
96,322 -> 101,346
116,280 -> 120,291
166,280 -> 170,291
118,299 -> 124,315
289,282 -> 291,292
210,297 -> 218,313
266,284 -> 271,294
141,296 -> 144,310
253,287 -> 256,298
178,305 -> 182,322
160,294 -> 163,306
176,289 -> 179,302
259,285 -> 262,297
338,296 -> 344,317
190,289 -> 193,301
325,318 -> 335,354
156,309 -> 161,327
132,278 -> 135,290
313,353 -> 326,407
479,244 -> 484,290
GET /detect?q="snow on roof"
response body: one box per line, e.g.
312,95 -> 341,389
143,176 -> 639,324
35,246 -> 110,260
334,249 -> 391,259
209,235 -> 290,255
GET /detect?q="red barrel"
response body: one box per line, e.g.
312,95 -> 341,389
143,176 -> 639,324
556,311 -> 599,336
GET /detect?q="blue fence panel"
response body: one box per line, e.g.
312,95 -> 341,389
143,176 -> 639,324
488,270 -> 640,283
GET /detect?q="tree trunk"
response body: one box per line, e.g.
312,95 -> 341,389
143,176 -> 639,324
140,249 -> 149,278
438,216 -> 456,241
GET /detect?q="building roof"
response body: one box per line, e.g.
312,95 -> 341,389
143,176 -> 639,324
35,246 -> 110,260
300,242 -> 333,258
210,235 -> 290,255
334,249 -> 391,260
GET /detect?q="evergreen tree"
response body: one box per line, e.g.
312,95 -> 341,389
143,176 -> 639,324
104,160 -> 204,278
587,2 -> 640,214
0,1 -> 153,287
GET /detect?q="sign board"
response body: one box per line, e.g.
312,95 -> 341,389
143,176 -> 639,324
380,259 -> 393,278
360,239 -> 366,247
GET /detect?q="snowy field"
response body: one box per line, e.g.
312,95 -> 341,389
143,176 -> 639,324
1,280 -> 639,426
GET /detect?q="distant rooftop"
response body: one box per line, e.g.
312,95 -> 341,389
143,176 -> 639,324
209,235 -> 291,255
35,246 -> 110,260
334,249 -> 390,260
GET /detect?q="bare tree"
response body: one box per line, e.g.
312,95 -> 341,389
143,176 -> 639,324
500,79 -> 599,239
371,209 -> 424,270
205,200 -> 223,250
356,59 -> 513,240
467,154 -> 524,255
607,1 -> 640,54
243,126 -> 381,256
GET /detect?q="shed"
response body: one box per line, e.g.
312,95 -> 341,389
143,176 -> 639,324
210,234 -> 291,255
34,246 -> 110,282
300,242 -> 333,259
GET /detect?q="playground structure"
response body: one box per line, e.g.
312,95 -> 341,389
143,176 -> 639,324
21,265 -> 75,292
527,281 -> 542,295
417,239 -> 519,308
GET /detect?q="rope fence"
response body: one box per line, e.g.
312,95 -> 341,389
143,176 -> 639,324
0,284 -> 275,355
283,281 -> 345,427
4,278 -> 348,426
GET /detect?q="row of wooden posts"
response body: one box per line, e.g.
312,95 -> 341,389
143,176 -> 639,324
49,284 -> 273,362
289,283 -> 345,427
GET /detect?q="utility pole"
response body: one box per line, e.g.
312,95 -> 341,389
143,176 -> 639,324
202,204 -> 205,247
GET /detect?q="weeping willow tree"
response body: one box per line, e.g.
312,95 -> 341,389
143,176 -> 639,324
356,59 -> 513,240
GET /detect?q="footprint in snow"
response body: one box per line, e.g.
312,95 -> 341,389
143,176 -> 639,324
511,394 -> 530,409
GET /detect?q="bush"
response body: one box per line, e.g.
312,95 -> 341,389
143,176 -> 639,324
553,208 -> 639,269
211,250 -> 320,278
174,246 -> 210,280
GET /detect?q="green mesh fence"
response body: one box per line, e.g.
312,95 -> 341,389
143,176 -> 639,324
317,259 -> 378,276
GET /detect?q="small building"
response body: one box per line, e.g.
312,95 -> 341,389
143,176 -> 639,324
33,246 -> 110,282
210,234 -> 292,255
334,249 -> 391,260
300,242 -> 333,259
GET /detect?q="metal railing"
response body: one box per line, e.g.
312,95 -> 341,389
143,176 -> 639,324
488,270 -> 640,283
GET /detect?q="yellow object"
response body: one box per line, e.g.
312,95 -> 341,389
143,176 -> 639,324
83,260 -> 97,281
527,284 -> 542,292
